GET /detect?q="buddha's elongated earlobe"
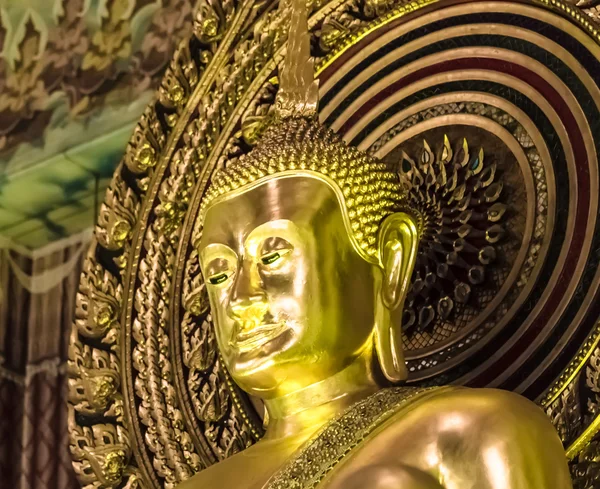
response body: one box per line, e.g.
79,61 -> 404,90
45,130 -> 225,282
374,212 -> 420,382
374,316 -> 408,382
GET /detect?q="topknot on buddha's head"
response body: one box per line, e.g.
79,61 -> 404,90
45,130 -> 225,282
201,117 -> 411,262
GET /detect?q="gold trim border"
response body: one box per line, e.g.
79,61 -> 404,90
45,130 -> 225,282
567,412 -> 600,460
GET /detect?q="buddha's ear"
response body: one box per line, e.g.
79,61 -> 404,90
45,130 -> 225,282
378,212 -> 420,311
374,212 -> 420,383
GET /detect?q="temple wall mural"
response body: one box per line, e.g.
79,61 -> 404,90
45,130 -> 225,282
0,0 -> 195,247
3,0 -> 600,488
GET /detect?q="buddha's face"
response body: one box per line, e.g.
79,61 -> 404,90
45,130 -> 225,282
199,175 -> 376,398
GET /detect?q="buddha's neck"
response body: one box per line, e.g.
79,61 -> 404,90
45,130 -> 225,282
262,350 -> 379,440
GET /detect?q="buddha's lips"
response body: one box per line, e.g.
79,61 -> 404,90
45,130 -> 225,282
232,322 -> 288,352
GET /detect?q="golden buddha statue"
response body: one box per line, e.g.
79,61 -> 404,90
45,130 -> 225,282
175,1 -> 572,488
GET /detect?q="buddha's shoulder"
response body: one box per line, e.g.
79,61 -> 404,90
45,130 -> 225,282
374,385 -> 556,444
408,384 -> 542,411
414,385 -> 545,418
327,387 -> 570,489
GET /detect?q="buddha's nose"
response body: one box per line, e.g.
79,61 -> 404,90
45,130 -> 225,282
228,264 -> 267,322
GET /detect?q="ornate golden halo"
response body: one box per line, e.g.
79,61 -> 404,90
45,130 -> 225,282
68,1 -> 600,488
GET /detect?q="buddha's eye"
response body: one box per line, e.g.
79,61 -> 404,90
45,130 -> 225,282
261,252 -> 281,265
208,272 -> 229,285
260,248 -> 291,266
202,253 -> 235,286
259,237 -> 293,267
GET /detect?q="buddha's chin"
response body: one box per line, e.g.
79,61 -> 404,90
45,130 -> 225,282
228,329 -> 296,390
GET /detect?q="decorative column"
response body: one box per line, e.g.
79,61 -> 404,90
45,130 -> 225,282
0,231 -> 91,489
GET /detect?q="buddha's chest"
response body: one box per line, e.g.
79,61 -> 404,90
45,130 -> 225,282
261,387 -> 438,489
192,387 -> 439,489
210,446 -> 417,489
229,442 -> 422,489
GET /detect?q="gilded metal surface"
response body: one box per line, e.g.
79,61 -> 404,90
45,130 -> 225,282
364,101 -> 541,366
68,0 -> 600,488
367,91 -> 555,359
195,148 -> 571,486
321,388 -> 572,489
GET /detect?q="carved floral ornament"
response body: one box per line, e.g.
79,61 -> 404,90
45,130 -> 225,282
68,0 -> 600,488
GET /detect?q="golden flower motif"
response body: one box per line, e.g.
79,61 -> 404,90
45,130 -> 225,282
102,450 -> 126,484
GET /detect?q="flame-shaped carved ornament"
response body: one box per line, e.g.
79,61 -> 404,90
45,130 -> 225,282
400,136 -> 507,332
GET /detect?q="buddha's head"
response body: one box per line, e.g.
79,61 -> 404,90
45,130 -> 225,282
196,0 -> 420,400
198,117 -> 421,399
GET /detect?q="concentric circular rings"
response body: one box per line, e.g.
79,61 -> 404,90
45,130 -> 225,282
317,0 -> 600,398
